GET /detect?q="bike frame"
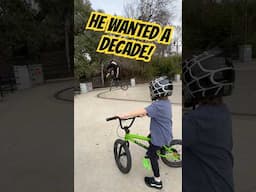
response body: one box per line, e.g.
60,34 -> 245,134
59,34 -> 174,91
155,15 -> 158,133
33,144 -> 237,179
124,132 -> 176,159
106,116 -> 180,160
109,78 -> 121,90
124,133 -> 150,150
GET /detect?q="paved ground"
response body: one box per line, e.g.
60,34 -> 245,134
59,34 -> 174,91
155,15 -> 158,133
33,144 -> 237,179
225,62 -> 256,192
0,81 -> 74,192
97,82 -> 182,104
0,61 -> 255,192
74,82 -> 182,192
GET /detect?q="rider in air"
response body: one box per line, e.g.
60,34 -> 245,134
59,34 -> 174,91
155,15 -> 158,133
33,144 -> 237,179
106,60 -> 120,81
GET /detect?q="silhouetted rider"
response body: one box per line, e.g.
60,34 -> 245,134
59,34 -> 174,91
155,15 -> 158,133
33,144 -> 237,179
106,60 -> 120,80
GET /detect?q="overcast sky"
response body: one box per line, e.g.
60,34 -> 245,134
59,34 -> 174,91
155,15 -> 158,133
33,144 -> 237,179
90,0 -> 182,26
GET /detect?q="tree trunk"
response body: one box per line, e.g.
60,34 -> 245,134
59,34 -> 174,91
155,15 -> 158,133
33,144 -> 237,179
100,59 -> 105,86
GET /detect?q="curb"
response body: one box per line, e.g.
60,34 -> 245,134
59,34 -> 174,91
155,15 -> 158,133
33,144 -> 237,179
54,87 -> 74,102
46,77 -> 74,84
97,89 -> 182,105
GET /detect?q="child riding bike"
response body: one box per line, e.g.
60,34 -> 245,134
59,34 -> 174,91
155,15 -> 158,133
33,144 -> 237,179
117,76 -> 173,190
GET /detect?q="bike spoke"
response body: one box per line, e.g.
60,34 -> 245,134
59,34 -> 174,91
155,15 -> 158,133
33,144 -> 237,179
118,145 -> 122,157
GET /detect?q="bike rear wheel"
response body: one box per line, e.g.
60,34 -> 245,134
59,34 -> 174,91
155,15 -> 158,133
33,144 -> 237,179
113,139 -> 132,173
161,139 -> 182,168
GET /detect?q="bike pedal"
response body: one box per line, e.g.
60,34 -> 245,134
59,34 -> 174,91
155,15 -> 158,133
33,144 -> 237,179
142,157 -> 151,170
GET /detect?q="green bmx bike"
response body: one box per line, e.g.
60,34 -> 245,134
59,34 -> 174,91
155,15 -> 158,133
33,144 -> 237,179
106,116 -> 182,174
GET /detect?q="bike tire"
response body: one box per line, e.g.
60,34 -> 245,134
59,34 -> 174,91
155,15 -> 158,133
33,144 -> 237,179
161,139 -> 182,168
113,139 -> 132,174
109,79 -> 114,91
120,82 -> 128,90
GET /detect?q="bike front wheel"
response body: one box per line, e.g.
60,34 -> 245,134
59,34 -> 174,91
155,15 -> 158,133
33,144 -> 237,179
120,82 -> 128,90
161,139 -> 182,168
113,139 -> 132,173
109,79 -> 114,91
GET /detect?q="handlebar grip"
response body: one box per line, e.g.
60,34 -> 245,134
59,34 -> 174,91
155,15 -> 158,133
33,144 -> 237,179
106,116 -> 119,121
126,117 -> 136,120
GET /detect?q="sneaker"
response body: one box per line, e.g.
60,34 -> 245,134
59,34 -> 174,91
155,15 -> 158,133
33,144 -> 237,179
144,177 -> 163,189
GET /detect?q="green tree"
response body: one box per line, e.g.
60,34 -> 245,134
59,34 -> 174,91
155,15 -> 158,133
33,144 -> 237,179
35,0 -> 73,72
0,0 -> 43,60
74,0 -> 110,84
183,0 -> 256,57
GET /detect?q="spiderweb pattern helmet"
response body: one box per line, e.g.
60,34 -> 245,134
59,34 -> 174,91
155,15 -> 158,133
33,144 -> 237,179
149,76 -> 173,100
183,49 -> 235,107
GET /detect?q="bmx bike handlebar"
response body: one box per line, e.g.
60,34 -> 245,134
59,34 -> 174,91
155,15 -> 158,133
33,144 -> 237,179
106,116 -> 140,130
106,116 -> 137,121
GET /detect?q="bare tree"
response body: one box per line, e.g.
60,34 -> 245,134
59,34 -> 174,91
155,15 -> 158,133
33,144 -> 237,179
124,0 -> 175,25
123,0 -> 140,19
172,25 -> 182,54
124,0 -> 177,57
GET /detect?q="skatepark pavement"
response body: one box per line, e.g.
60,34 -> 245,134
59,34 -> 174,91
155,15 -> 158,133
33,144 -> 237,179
75,83 -> 182,192
0,81 -> 73,192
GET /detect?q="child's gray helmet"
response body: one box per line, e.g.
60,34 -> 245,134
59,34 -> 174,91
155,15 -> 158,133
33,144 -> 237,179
149,76 -> 173,100
183,49 -> 235,107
